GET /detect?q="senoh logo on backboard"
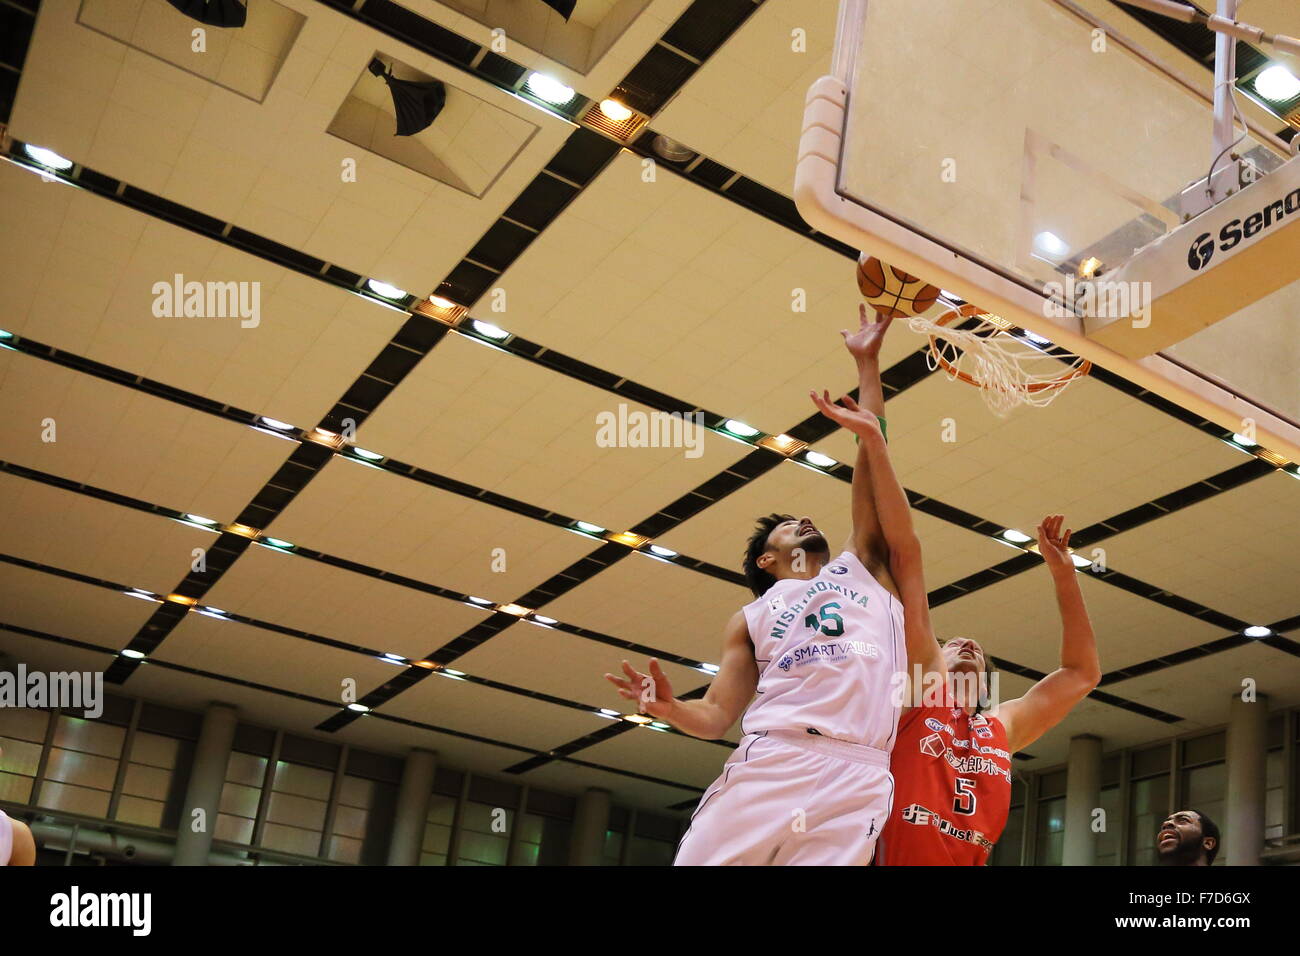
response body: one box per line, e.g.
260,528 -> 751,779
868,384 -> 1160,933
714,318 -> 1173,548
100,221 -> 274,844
1187,185 -> 1300,270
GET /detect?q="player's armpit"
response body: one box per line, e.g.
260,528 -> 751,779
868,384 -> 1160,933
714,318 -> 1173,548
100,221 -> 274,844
682,610 -> 758,739
996,667 -> 1101,753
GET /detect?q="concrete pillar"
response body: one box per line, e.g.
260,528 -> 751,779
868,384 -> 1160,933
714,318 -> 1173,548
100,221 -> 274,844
173,702 -> 238,866
1225,693 -> 1267,866
387,748 -> 437,866
1063,734 -> 1103,866
568,788 -> 611,866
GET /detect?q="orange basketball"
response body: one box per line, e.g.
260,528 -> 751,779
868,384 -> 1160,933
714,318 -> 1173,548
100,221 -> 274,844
856,253 -> 941,318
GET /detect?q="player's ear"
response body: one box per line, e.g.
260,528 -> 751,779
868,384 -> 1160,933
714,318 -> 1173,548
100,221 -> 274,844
1203,835 -> 1217,855
757,551 -> 775,571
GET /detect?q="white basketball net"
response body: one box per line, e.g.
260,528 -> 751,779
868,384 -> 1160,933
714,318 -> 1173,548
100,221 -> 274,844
907,311 -> 1089,417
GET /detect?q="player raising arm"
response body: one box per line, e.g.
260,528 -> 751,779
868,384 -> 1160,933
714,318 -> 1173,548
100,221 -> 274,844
604,306 -> 911,865
875,514 -> 1101,865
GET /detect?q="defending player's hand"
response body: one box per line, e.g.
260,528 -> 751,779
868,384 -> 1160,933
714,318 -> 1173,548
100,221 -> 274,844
604,659 -> 676,719
841,303 -> 894,363
1036,513 -> 1074,574
809,389 -> 883,443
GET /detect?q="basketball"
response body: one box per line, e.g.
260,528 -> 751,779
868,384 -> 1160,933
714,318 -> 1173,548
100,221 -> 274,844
856,253 -> 941,318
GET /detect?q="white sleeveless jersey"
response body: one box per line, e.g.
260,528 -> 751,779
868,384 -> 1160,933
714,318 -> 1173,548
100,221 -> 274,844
0,808 -> 11,866
740,550 -> 904,750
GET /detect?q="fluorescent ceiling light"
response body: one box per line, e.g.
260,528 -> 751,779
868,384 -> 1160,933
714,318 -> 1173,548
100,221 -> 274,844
803,450 -> 837,468
648,544 -> 677,558
1001,529 -> 1033,544
366,280 -> 406,300
1254,64 -> 1300,102
259,416 -> 294,431
723,419 -> 760,438
120,649 -> 146,660
575,521 -> 605,535
526,73 -> 574,105
24,144 -> 73,170
470,319 -> 509,340
1244,625 -> 1272,638
351,448 -> 383,461
347,703 -> 370,713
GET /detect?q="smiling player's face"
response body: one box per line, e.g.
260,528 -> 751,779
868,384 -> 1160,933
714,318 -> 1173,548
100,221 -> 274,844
767,516 -> 829,560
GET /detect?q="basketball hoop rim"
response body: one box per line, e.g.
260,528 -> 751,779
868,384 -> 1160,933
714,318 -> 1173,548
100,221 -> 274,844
926,303 -> 1092,393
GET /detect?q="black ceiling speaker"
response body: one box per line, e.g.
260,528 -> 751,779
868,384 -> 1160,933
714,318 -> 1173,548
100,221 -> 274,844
368,58 -> 447,137
539,0 -> 576,21
167,0 -> 248,28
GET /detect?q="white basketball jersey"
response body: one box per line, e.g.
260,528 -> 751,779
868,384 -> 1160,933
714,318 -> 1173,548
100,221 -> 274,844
740,550 -> 904,750
0,808 -> 12,867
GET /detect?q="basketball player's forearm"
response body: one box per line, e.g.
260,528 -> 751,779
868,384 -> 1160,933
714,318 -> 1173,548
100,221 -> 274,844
859,429 -> 916,554
661,698 -> 732,739
854,353 -> 886,418
1051,568 -> 1100,679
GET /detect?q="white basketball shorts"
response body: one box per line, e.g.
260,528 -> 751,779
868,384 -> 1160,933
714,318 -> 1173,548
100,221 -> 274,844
674,730 -> 894,866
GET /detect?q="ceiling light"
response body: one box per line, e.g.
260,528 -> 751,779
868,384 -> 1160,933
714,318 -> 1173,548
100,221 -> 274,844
648,721 -> 670,732
1254,64 -> 1300,102
443,668 -> 466,677
574,521 -> 605,535
622,714 -> 653,724
499,603 -> 531,616
722,419 -> 760,438
412,660 -> 437,669
698,663 -> 719,674
759,433 -> 807,456
533,614 -> 558,625
1231,433 -> 1257,448
347,703 -> 370,713
599,98 -> 632,121
120,649 -> 147,660
124,589 -> 159,602
650,134 -> 695,163
599,708 -> 621,717
939,289 -> 964,303
648,544 -> 677,558
1287,465 -> 1300,480
23,144 -> 73,170
470,319 -> 509,340
803,450 -> 837,468
466,596 -> 493,606
1001,529 -> 1033,544
261,537 -> 294,550
1243,625 -> 1272,639
183,513 -> 217,526
525,73 -> 574,105
610,531 -> 648,548
166,594 -> 198,606
366,279 -> 406,300
259,416 -> 294,431
195,606 -> 228,619
1033,231 -> 1069,258
351,448 -> 383,461
1022,330 -> 1052,346
227,523 -> 259,538
380,653 -> 408,665
429,295 -> 457,309
1070,553 -> 1091,568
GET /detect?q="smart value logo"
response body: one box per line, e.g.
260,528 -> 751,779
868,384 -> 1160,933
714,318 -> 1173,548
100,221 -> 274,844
50,886 -> 152,936
1187,185 -> 1300,270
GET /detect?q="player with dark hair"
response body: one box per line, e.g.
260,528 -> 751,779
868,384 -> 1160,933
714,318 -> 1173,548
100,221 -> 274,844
1157,809 -> 1220,866
605,307 -> 943,865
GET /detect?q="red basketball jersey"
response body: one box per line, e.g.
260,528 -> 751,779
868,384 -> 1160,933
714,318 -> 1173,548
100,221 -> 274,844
876,706 -> 1013,866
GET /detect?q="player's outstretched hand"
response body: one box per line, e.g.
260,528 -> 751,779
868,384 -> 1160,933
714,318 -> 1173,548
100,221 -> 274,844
810,389 -> 883,443
1037,514 -> 1074,574
604,659 -> 676,719
841,303 -> 894,363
